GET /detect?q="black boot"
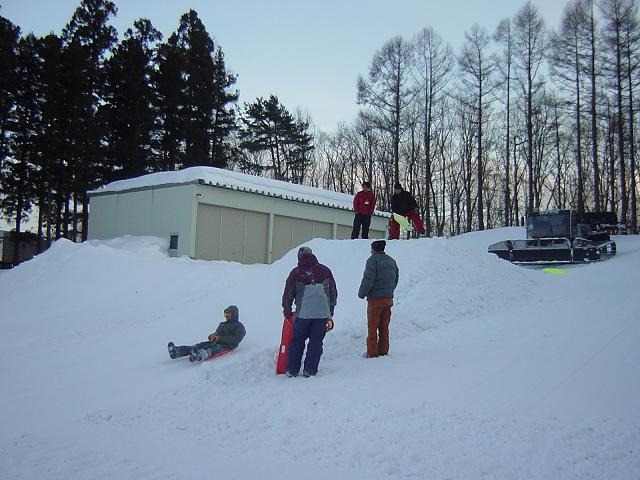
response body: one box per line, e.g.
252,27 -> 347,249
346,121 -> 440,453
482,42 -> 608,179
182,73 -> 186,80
168,342 -> 192,359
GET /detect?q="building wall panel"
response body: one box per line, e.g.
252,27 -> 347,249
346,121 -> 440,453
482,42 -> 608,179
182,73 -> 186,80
313,221 -> 332,239
244,211 -> 269,264
150,186 -> 197,253
219,207 -> 246,263
336,225 -> 352,240
116,190 -> 153,235
89,184 -> 196,257
292,218 -> 314,246
272,215 -> 293,262
88,195 -> 119,239
195,203 -> 222,260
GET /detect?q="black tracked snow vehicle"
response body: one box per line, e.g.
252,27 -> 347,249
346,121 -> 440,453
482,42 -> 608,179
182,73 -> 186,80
488,209 -> 617,265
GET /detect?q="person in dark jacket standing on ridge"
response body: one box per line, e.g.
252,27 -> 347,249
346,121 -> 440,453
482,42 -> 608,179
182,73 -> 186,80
390,183 -> 425,239
358,240 -> 399,358
168,305 -> 246,362
352,181 -> 376,239
282,246 -> 338,377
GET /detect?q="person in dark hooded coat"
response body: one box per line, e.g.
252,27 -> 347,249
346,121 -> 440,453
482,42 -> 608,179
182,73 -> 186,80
389,183 -> 425,239
168,305 -> 246,362
282,246 -> 337,377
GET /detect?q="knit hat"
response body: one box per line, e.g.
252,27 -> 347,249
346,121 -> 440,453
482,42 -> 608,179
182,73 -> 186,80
394,183 -> 402,190
297,246 -> 312,260
371,240 -> 386,252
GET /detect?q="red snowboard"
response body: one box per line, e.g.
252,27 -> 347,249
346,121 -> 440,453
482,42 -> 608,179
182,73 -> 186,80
276,313 -> 296,374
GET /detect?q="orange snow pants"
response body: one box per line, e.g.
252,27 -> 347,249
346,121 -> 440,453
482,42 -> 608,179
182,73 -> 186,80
367,297 -> 394,357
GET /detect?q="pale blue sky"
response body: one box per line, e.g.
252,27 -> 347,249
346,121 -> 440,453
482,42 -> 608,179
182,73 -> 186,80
1,0 -> 570,132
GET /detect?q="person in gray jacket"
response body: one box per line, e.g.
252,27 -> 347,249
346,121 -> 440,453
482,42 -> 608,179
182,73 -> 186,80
358,240 -> 399,358
167,305 -> 246,362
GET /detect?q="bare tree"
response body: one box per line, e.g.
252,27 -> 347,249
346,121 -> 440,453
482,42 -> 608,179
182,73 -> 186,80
357,36 -> 415,184
494,18 -> 516,226
584,0 -> 604,212
412,26 -> 453,235
622,0 -> 640,231
458,23 -> 496,230
513,1 -> 547,215
548,94 -> 573,209
432,99 -> 455,235
599,0 -> 636,224
550,0 -> 590,215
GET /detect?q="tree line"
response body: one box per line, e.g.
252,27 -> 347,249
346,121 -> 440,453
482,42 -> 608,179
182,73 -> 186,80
1,0 -> 639,253
0,0 -> 312,253
308,0 -> 639,237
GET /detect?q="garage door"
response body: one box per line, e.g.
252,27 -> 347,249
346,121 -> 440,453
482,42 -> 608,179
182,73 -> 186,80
195,204 -> 268,264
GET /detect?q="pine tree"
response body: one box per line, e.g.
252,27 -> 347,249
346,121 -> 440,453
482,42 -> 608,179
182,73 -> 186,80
101,19 -> 162,180
0,14 -> 19,182
57,37 -> 93,239
174,10 -> 238,168
62,0 -> 118,240
1,34 -> 40,264
210,47 -> 239,168
239,95 -> 313,182
154,33 -> 185,171
175,10 -> 214,167
34,34 -> 66,244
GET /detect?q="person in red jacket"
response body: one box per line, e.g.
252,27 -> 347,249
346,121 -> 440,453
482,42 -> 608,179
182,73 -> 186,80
352,181 -> 376,239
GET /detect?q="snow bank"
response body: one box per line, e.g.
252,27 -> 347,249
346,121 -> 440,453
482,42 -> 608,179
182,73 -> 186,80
1,231 -> 638,479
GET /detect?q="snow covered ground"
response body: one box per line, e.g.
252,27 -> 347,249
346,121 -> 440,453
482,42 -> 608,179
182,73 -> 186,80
1,229 -> 639,479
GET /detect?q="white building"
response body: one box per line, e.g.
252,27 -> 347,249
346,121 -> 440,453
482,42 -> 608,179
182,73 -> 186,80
88,167 -> 389,264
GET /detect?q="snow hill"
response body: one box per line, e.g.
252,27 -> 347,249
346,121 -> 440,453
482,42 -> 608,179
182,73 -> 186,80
1,230 -> 639,479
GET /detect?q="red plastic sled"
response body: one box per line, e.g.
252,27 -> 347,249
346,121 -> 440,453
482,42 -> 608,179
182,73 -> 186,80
204,349 -> 234,362
276,313 -> 296,374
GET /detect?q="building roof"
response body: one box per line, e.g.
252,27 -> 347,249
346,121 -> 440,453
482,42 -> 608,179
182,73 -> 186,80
90,166 -> 389,216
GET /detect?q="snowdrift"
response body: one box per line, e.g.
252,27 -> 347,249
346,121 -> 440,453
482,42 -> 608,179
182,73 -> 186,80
1,230 -> 638,479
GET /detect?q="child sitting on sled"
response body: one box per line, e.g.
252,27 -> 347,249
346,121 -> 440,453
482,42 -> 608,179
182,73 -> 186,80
168,305 -> 246,362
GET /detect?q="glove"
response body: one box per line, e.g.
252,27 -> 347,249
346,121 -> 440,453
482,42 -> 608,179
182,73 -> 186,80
326,318 -> 334,332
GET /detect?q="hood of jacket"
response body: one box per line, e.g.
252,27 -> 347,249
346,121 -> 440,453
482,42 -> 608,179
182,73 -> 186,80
224,305 -> 239,322
298,252 -> 319,268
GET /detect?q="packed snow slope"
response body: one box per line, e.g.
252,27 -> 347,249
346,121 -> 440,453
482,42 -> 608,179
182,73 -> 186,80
1,230 -> 639,480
